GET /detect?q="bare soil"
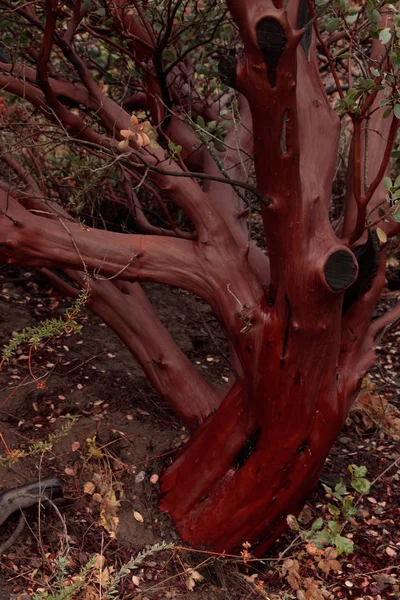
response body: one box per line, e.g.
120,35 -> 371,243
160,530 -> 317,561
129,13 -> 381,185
0,265 -> 399,600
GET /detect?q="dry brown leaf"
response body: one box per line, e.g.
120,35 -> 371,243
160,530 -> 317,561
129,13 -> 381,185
133,510 -> 144,523
185,568 -> 204,591
83,481 -> 96,495
132,575 -> 140,587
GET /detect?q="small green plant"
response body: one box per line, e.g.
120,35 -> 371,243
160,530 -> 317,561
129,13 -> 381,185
165,141 -> 183,163
31,542 -> 175,600
196,114 -> 230,152
288,464 -> 371,556
2,288 -> 89,363
0,416 -> 79,467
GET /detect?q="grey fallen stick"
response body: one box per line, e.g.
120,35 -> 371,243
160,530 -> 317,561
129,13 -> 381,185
0,476 -> 63,528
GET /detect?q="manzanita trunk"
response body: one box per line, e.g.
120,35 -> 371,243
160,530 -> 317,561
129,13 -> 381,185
0,0 -> 399,553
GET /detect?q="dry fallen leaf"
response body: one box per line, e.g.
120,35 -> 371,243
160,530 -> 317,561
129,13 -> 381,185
376,227 -> 387,243
185,568 -> 204,591
71,441 -> 80,452
133,510 -> 144,523
95,553 -> 105,569
83,481 -> 96,495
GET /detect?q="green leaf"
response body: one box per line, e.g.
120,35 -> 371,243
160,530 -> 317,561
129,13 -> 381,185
371,67 -> 380,77
195,64 -> 209,75
161,48 -> 176,62
379,27 -> 392,44
369,9 -> 382,23
351,478 -> 371,494
328,521 -> 341,535
196,115 -> 206,129
328,504 -> 340,518
326,17 -> 342,32
394,175 -> 400,188
350,465 -> 367,478
334,481 -> 347,498
394,104 -> 400,119
334,535 -> 354,555
342,498 -> 357,518
383,176 -> 392,190
311,517 -> 324,531
392,207 -> 400,222
207,120 -> 217,131
213,140 -> 226,152
383,107 -> 393,119
346,13 -> 358,24
314,530 -> 332,547
83,0 -> 91,9
322,483 -> 333,495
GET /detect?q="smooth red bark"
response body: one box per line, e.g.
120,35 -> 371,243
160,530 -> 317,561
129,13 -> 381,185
0,0 -> 398,554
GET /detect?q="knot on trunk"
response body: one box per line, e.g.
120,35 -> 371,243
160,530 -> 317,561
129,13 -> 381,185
256,17 -> 287,87
324,249 -> 358,292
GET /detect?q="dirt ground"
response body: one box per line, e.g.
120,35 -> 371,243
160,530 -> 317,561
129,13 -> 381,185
0,264 -> 399,600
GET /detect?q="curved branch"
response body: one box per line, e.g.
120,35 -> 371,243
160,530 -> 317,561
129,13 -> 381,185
43,270 -> 222,429
0,189 -> 211,301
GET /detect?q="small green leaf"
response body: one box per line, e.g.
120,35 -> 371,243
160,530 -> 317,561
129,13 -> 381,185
351,478 -> 371,494
196,115 -> 206,128
334,535 -> 354,555
328,521 -> 341,535
350,465 -> 367,478
326,17 -> 342,32
161,48 -> 176,62
314,530 -> 332,547
392,207 -> 400,222
195,64 -> 209,75
213,139 -> 226,152
334,481 -> 347,498
311,517 -> 324,531
379,27 -> 392,44
369,9 -> 381,23
322,483 -> 333,495
207,120 -> 217,131
394,175 -> 400,188
83,0 -> 91,9
328,504 -> 340,518
394,104 -> 400,119
383,177 -> 392,190
346,13 -> 358,24
383,107 -> 392,119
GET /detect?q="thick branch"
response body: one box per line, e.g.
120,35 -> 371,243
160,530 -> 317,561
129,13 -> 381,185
43,270 -> 222,428
0,189 -> 211,300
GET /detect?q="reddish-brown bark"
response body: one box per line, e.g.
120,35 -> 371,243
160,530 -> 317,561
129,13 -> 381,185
0,0 -> 398,553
